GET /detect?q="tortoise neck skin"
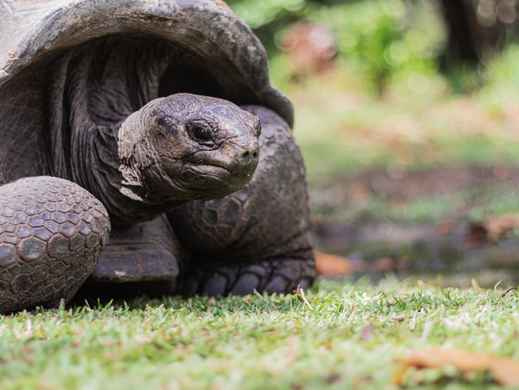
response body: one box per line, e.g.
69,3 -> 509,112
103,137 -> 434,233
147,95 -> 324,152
73,123 -> 182,226
51,42 -> 261,226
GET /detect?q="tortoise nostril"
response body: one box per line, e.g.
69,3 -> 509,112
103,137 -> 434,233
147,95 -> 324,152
241,149 -> 258,163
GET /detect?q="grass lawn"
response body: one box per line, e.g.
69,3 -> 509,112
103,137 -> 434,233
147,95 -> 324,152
1,279 -> 518,389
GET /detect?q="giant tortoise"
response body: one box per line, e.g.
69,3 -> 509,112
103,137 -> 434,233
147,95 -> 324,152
0,0 -> 315,313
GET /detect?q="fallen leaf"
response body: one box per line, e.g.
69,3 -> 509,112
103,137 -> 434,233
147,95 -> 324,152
468,213 -> 519,244
394,348 -> 519,387
315,252 -> 403,277
315,251 -> 363,277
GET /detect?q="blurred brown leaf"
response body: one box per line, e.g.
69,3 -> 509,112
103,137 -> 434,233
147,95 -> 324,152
315,251 -> 362,277
315,252 -> 403,277
282,23 -> 337,78
468,213 -> 519,245
394,348 -> 519,387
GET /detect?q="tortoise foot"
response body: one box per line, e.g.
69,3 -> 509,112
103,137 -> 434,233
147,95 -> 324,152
0,177 -> 110,314
180,249 -> 315,296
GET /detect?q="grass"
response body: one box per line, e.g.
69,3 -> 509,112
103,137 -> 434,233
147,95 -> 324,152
0,279 -> 518,389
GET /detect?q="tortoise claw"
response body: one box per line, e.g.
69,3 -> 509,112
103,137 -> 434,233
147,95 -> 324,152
180,250 -> 315,297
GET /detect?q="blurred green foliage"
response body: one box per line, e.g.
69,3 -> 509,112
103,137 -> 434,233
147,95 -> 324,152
226,0 -> 306,29
311,0 -> 444,93
480,44 -> 519,105
227,0 -> 445,93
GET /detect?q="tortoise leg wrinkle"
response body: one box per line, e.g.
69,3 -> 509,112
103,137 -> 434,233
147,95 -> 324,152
0,177 -> 110,314
170,106 -> 316,296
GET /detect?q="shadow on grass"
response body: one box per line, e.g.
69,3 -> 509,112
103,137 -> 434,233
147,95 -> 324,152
69,282 -> 311,315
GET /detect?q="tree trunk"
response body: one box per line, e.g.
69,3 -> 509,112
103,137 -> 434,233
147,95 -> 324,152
439,0 -> 513,69
439,0 -> 481,68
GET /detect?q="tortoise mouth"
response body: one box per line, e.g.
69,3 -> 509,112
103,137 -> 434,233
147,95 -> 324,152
180,163 -> 249,196
184,162 -> 252,185
184,163 -> 231,178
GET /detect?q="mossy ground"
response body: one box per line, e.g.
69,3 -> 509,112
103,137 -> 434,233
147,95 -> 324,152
1,279 -> 518,390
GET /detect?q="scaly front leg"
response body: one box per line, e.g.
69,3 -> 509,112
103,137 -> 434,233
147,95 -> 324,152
0,177 -> 110,313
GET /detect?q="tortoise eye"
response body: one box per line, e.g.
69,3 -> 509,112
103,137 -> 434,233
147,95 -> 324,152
187,122 -> 214,144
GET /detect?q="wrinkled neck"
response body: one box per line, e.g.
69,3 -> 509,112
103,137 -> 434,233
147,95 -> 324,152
117,108 -> 190,214
50,37 -> 184,225
83,124 -> 185,226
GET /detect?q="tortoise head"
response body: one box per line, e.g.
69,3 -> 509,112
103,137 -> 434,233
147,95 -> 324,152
118,93 -> 261,203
